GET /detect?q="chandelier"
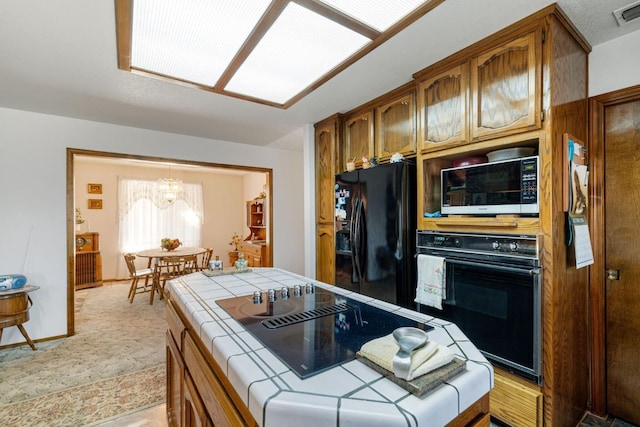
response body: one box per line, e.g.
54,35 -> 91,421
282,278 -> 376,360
157,177 -> 183,203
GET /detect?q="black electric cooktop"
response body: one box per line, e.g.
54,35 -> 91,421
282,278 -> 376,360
216,283 -> 433,379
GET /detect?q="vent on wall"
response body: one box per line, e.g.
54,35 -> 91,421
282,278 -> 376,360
613,1 -> 640,26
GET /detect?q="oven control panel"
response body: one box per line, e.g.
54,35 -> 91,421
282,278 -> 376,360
416,230 -> 538,258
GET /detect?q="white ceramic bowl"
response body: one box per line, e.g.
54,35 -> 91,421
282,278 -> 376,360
486,147 -> 536,162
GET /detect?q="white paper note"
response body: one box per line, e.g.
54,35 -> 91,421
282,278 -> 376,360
574,221 -> 594,269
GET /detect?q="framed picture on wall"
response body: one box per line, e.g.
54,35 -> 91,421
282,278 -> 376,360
88,199 -> 103,209
88,183 -> 102,194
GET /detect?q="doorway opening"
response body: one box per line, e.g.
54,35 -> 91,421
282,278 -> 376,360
67,148 -> 273,335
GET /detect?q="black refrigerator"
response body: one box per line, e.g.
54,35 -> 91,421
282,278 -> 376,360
334,161 -> 416,309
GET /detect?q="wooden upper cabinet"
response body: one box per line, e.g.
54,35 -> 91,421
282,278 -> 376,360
343,110 -> 374,168
470,29 -> 542,141
375,91 -> 416,161
417,64 -> 469,152
315,118 -> 338,224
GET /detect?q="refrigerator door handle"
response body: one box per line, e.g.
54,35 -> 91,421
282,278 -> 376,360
350,198 -> 361,279
353,197 -> 364,281
351,198 -> 362,281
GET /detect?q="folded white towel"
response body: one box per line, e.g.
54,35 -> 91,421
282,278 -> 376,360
359,334 -> 455,381
415,254 -> 446,310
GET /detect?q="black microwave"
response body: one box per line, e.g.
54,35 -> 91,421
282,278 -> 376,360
441,156 -> 539,215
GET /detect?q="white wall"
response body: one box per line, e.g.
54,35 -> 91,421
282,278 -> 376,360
74,160 -> 261,279
589,30 -> 640,97
0,107 -> 305,345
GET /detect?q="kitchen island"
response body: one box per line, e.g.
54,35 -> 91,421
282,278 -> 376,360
166,268 -> 493,427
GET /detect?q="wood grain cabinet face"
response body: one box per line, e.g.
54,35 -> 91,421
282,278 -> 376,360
470,30 -> 542,141
375,92 -> 416,160
417,64 -> 469,152
344,110 -> 374,168
316,223 -> 335,284
315,123 -> 337,223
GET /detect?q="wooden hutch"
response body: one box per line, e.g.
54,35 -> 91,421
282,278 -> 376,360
314,5 -> 590,427
236,198 -> 269,268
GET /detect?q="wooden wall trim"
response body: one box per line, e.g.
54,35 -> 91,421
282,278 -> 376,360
588,84 -> 640,416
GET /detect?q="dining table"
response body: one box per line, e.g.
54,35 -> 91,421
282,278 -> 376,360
135,247 -> 207,299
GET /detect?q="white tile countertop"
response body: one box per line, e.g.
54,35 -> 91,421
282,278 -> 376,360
168,268 -> 493,427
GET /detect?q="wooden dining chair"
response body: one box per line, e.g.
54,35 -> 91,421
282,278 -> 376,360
124,253 -> 155,304
155,256 -> 192,302
181,254 -> 199,275
199,248 -> 214,271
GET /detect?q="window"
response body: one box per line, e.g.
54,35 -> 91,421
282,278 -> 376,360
118,178 -> 204,253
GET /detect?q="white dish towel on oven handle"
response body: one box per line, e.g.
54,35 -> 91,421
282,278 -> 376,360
415,254 -> 446,310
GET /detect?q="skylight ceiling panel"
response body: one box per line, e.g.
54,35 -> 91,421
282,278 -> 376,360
131,0 -> 271,87
317,0 -> 428,31
225,2 -> 370,105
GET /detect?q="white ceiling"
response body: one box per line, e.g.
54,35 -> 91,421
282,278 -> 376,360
1,0 -> 639,152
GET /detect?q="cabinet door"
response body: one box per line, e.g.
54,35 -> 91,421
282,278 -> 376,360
167,331 -> 184,427
184,372 -> 214,427
344,110 -> 374,168
375,91 -> 416,160
316,223 -> 335,284
315,121 -> 337,223
470,30 -> 542,141
417,64 -> 468,152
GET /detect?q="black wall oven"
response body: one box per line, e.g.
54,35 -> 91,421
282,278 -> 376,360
416,230 -> 542,384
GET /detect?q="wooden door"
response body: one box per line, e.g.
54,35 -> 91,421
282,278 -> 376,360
604,97 -> 640,424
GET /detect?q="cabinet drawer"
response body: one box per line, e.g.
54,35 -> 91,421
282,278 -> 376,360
490,369 -> 542,427
239,243 -> 261,256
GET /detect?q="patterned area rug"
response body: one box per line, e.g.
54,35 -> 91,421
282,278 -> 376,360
0,282 -> 167,426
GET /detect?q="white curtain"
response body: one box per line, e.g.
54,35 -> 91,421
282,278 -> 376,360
118,178 -> 204,255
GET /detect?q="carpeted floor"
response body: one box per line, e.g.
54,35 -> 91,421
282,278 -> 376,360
0,282 -> 167,426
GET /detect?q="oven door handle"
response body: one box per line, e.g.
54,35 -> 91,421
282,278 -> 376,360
444,258 -> 540,276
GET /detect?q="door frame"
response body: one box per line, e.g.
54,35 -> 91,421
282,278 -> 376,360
66,148 -> 274,336
588,84 -> 640,416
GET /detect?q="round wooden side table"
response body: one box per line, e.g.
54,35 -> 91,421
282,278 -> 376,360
0,285 -> 40,351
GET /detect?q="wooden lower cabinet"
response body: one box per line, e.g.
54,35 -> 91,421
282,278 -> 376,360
166,298 -> 258,427
167,331 -> 184,426
237,242 -> 266,268
184,371 -> 214,427
316,223 -> 334,284
490,368 -> 543,427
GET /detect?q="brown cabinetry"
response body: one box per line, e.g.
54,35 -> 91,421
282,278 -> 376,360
375,90 -> 417,161
416,63 -> 469,152
238,198 -> 269,267
314,115 -> 340,284
315,223 -> 334,284
470,29 -> 542,141
166,298 -> 256,427
237,241 -> 265,268
75,232 -> 102,290
343,109 -> 374,169
315,118 -> 339,224
314,5 -> 591,426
